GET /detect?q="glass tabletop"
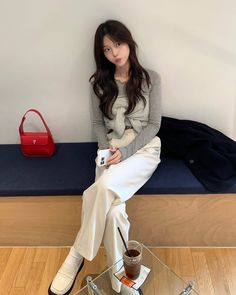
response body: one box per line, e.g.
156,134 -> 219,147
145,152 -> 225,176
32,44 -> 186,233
74,245 -> 199,295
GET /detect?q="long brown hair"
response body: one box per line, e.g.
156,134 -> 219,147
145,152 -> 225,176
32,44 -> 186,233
89,20 -> 151,120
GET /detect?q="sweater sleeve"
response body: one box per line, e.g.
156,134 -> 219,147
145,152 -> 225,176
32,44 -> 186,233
90,84 -> 109,149
119,70 -> 162,160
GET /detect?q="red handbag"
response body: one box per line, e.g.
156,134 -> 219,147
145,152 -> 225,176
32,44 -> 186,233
19,109 -> 55,157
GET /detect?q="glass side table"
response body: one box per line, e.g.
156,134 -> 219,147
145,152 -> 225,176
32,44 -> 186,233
74,245 -> 199,295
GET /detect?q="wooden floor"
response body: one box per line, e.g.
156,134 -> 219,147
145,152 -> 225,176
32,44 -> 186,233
0,247 -> 236,295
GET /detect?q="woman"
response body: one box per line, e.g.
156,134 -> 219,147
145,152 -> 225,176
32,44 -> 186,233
48,19 -> 161,295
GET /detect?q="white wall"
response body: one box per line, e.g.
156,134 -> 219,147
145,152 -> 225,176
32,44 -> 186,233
0,0 -> 236,144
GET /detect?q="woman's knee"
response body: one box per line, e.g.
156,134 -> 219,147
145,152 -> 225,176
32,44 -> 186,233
106,204 -> 129,225
82,174 -> 114,204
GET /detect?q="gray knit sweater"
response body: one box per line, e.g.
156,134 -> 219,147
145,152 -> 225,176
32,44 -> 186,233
90,69 -> 162,160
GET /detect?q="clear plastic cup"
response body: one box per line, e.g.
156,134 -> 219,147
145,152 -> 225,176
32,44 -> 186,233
123,240 -> 143,280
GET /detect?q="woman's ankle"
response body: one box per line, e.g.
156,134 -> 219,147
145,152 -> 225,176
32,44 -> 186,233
64,247 -> 83,268
69,246 -> 83,259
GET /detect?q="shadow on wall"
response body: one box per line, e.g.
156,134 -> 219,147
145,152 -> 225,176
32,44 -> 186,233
147,15 -> 236,67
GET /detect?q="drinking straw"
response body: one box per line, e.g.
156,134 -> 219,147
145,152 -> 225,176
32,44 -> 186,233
117,227 -> 131,257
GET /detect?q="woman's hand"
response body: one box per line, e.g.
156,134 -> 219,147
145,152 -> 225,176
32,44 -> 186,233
106,146 -> 122,167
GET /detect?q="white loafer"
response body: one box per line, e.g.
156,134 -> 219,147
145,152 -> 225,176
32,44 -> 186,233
48,258 -> 84,295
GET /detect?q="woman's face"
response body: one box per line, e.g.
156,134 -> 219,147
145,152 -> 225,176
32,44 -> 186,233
103,34 -> 130,68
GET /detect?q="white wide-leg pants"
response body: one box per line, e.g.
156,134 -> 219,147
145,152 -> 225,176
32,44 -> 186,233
73,136 -> 161,293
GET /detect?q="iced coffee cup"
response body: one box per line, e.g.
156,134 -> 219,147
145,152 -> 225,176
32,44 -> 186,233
123,240 -> 142,280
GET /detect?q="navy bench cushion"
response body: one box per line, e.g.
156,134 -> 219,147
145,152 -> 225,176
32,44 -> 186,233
0,143 -> 235,196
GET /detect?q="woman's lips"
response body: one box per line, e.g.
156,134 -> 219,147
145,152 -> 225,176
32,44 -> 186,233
115,58 -> 122,63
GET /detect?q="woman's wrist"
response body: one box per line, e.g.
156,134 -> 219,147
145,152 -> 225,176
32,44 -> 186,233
106,146 -> 122,167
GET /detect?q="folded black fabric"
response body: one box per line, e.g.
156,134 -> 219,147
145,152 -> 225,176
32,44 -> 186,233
158,116 -> 236,192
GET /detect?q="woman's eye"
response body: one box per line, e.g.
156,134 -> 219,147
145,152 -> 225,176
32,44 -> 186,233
116,42 -> 121,47
104,48 -> 110,53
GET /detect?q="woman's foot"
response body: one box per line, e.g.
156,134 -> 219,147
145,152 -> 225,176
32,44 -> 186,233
48,247 -> 85,295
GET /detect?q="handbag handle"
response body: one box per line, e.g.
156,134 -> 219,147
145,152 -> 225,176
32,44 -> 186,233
19,109 -> 52,135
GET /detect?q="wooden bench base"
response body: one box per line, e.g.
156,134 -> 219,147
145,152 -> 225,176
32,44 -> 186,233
0,194 -> 236,246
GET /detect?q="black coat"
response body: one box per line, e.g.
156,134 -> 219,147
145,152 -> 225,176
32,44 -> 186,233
158,116 -> 236,192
